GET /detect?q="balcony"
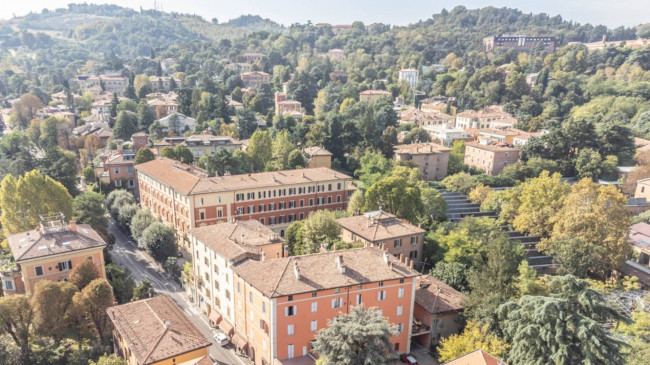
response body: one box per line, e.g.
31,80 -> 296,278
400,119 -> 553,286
411,319 -> 431,336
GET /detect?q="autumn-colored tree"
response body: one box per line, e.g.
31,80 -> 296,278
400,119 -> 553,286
68,259 -> 101,290
0,295 -> 33,364
437,321 -> 508,363
10,94 -> 43,130
30,281 -> 78,340
512,171 -> 570,237
75,279 -> 115,345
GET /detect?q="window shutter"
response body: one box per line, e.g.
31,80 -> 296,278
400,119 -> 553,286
377,291 -> 381,301
57,263 -> 62,271
68,260 -> 72,270
285,307 -> 289,316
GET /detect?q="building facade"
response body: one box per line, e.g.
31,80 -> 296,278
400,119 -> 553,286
359,89 -> 392,103
241,71 -> 271,89
398,69 -> 419,88
413,275 -> 466,348
3,216 -> 106,296
483,34 -> 556,53
232,247 -> 419,365
464,141 -> 521,176
337,210 -> 426,263
77,75 -> 129,94
394,142 -> 451,181
303,146 -> 333,169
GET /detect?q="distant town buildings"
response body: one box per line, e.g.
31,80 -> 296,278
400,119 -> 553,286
76,75 -> 129,94
394,142 -> 451,181
359,89 -> 392,103
147,92 -> 178,119
464,140 -> 521,176
326,48 -> 346,62
337,210 -> 426,262
240,53 -> 265,64
150,76 -> 182,92
159,113 -> 195,134
274,92 -> 303,119
303,146 -> 333,169
483,34 -> 556,53
241,71 -> 271,89
182,133 -> 242,158
2,215 -> 106,296
398,68 -> 419,87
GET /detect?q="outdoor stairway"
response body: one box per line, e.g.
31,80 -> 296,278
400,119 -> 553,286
437,188 -> 557,273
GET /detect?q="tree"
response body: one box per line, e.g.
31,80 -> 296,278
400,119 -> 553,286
68,259 -> 101,290
134,148 -> 155,165
498,275 -> 625,365
248,130 -> 272,172
117,204 -> 139,233
129,209 -> 156,242
105,190 -> 134,216
236,108 -> 258,139
0,170 -> 73,235
447,140 -> 467,175
300,210 -> 341,254
312,305 -> 397,365
512,171 -> 570,237
0,295 -> 33,364
138,222 -> 177,262
346,190 -> 365,215
287,149 -> 306,169
133,280 -> 155,300
75,278 -> 115,346
83,166 -> 96,185
40,147 -> 78,196
543,179 -> 631,277
73,192 -> 108,234
430,262 -> 470,293
113,110 -> 138,141
285,221 -> 305,256
89,354 -> 128,365
116,100 -> 138,113
106,264 -> 135,304
10,94 -> 43,130
437,321 -> 508,363
136,100 -> 156,131
30,281 -> 77,340
574,148 -> 602,180
441,172 -> 477,195
364,176 -> 422,222
134,74 -> 152,99
402,128 -> 432,144
270,130 -> 295,170
355,150 -> 394,188
420,187 -> 447,222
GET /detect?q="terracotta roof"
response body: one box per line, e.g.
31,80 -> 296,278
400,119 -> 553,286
189,220 -> 283,262
94,128 -> 113,138
394,142 -> 451,155
415,275 -> 467,314
7,224 -> 106,262
132,132 -> 149,137
304,146 -> 332,157
359,90 -> 392,96
478,128 -> 520,137
336,211 -> 425,242
466,141 -> 520,152
443,349 -> 503,365
135,158 -> 351,196
233,246 -> 419,298
106,295 -> 211,365
104,153 -> 134,167
241,71 -> 271,77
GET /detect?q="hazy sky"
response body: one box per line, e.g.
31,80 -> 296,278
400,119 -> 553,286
1,1 -> 647,28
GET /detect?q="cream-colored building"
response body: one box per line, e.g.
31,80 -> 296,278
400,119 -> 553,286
241,71 -> 271,89
394,142 -> 451,181
359,89 -> 392,103
304,146 -> 332,169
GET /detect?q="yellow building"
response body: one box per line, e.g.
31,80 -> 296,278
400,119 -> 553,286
303,146 -> 333,169
359,89 -> 392,103
107,295 -> 212,365
3,216 -> 106,296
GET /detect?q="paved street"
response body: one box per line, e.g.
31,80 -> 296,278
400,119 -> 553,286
108,219 -> 251,365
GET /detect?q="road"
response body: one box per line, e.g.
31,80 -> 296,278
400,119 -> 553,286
108,219 -> 250,365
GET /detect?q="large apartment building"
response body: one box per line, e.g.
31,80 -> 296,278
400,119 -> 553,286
188,220 -> 285,334
394,142 -> 451,181
231,247 -> 420,365
464,141 -> 521,176
241,71 -> 271,89
135,158 -> 352,250
77,75 -> 129,94
483,34 -> 556,53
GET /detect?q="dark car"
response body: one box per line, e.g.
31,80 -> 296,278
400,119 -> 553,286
400,354 -> 419,365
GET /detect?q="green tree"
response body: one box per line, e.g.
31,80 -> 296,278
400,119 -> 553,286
73,192 -> 108,234
134,148 -> 155,165
574,148 -> 602,180
82,166 -> 96,185
0,170 -> 73,235
512,171 -> 570,237
136,100 -> 156,131
420,187 -> 447,222
248,130 -> 272,172
313,305 -> 397,365
40,147 -> 78,196
346,189 -> 365,215
301,210 -> 341,254
134,74 -> 152,99
441,172 -> 477,195
402,128 -> 432,144
447,140 -> 467,175
355,150 -> 394,188
106,264 -> 135,304
117,100 -> 138,113
113,110 -> 138,141
0,295 -> 33,365
437,321 -> 508,363
430,262 -> 470,293
498,275 -> 625,365
133,280 -> 155,300
270,130 -> 295,170
287,149 -> 306,169
89,354 -> 128,365
138,222 -> 177,262
285,221 -> 305,256
68,259 -> 101,290
117,203 -> 139,233
129,209 -> 156,243
236,108 -> 258,139
105,190 -> 134,217
364,176 -> 422,222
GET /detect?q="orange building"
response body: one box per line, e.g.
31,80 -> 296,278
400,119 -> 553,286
337,210 -> 426,263
231,247 -> 420,365
107,294 -> 212,365
135,158 -> 352,251
464,141 -> 521,176
3,216 -> 106,296
303,146 -> 333,169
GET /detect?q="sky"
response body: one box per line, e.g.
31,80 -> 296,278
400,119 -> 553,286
0,0 -> 648,28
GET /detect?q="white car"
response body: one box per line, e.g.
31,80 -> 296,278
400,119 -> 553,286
214,332 -> 229,346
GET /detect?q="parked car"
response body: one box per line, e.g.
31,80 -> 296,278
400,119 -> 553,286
214,332 -> 229,346
400,354 -> 419,365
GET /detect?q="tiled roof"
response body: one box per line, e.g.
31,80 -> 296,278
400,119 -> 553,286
241,71 -> 270,77
233,246 -> 419,298
466,141 -> 520,152
132,132 -> 149,137
443,349 -> 503,365
7,224 -> 106,262
106,295 -> 211,365
185,133 -> 240,145
359,90 -> 392,95
135,158 -> 351,196
336,211 -> 425,242
189,220 -> 283,262
304,146 -> 332,157
415,275 -> 467,314
394,142 -> 451,155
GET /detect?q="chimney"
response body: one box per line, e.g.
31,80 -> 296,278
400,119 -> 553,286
332,243 -> 337,251
293,261 -> 301,280
389,261 -> 394,271
382,251 -> 389,265
261,251 -> 266,261
69,220 -> 77,232
164,320 -> 171,328
409,260 -> 414,270
240,233 -> 244,243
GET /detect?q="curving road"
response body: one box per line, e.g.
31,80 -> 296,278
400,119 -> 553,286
108,219 -> 250,365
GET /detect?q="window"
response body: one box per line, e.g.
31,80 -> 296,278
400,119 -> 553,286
328,184 -> 332,191
199,211 -> 205,220
285,305 -> 296,317
249,292 -> 253,303
300,200 -> 304,207
411,236 -> 418,244
311,320 -> 317,331
309,198 -> 314,206
379,281 -> 384,287
337,195 -> 341,203
114,168 -> 120,174
331,298 -> 343,308
248,206 -> 255,214
237,282 -> 241,293
398,288 -> 404,298
217,209 -> 223,218
397,323 -> 404,333
114,180 -> 122,187
317,197 -> 324,205
356,294 -> 362,305
59,260 -> 72,271
394,239 -> 402,248
311,302 -> 318,312
262,302 -> 266,313
410,250 -> 418,260
35,266 -> 44,276
377,290 -> 386,301
327,196 -> 332,204
3,280 -> 14,291
397,305 -> 403,316
288,324 -> 294,335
